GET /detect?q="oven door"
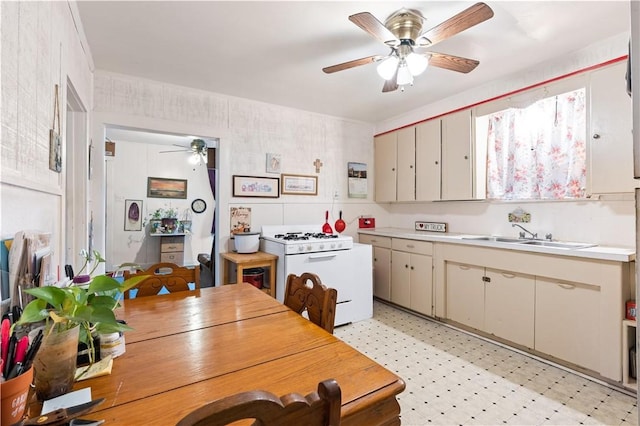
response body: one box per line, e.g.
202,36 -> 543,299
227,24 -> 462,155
284,245 -> 372,327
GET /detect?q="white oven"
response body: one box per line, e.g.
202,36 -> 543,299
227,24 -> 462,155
260,225 -> 373,326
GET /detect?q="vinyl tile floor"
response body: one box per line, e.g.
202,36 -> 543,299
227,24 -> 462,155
334,300 -> 638,426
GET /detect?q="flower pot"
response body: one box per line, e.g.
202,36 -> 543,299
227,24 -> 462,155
1,366 -> 33,425
33,325 -> 80,401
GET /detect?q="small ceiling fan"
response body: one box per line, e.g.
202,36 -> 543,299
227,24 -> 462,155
160,139 -> 208,165
323,2 -> 494,92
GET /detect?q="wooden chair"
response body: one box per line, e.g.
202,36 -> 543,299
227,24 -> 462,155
123,262 -> 200,298
176,378 -> 341,426
284,272 -> 337,334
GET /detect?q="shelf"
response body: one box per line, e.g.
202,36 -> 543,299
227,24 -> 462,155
149,232 -> 190,237
622,319 -> 637,391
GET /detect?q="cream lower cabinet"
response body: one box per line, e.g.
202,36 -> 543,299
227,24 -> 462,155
535,277 -> 600,372
446,262 -> 535,348
437,243 -> 630,382
358,234 -> 391,301
390,238 -> 433,315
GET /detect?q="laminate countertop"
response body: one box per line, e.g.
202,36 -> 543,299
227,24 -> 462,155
358,227 -> 635,262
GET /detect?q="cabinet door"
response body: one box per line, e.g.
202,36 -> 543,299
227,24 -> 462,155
415,119 -> 441,201
590,62 -> 636,193
396,126 -> 416,201
373,246 -> 391,301
446,262 -> 484,330
442,109 -> 473,200
374,132 -> 397,202
535,277 -> 600,372
484,268 -> 535,348
391,250 -> 411,307
410,253 -> 432,315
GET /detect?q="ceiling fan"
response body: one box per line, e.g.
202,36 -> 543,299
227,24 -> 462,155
160,138 -> 208,165
322,2 -> 494,92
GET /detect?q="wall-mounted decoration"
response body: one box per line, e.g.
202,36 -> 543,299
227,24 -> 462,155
49,84 -> 62,173
230,207 -> 252,233
232,175 -> 279,198
147,177 -> 188,199
281,174 -> 318,195
313,158 -> 323,173
348,162 -> 367,199
124,200 -> 143,231
266,153 -> 281,173
508,207 -> 531,223
191,198 -> 207,214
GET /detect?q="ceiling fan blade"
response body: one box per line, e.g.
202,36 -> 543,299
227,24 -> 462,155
427,52 -> 479,73
349,12 -> 400,47
323,55 -> 383,74
418,2 -> 494,47
382,67 -> 399,93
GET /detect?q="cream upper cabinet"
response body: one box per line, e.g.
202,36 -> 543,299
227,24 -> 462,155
374,132 -> 398,202
396,126 -> 416,202
441,109 -> 473,200
589,62 -> 636,194
416,119 -> 441,201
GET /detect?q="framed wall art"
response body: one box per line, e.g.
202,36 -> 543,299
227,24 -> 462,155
232,175 -> 280,198
266,153 -> 281,173
281,174 -> 318,195
147,177 -> 188,199
124,199 -> 143,231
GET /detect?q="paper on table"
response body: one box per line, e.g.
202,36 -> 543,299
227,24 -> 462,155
75,356 -> 113,381
41,388 -> 91,415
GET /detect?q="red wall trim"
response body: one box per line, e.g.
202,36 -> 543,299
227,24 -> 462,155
375,55 -> 628,137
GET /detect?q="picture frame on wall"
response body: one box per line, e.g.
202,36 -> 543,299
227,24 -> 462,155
266,153 -> 281,173
147,177 -> 188,199
232,175 -> 280,198
124,199 -> 143,231
281,174 -> 318,195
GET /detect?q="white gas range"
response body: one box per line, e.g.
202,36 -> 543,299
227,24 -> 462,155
260,225 -> 373,327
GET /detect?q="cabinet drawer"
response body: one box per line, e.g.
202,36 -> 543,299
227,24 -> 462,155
161,242 -> 184,252
160,252 -> 184,264
392,238 -> 432,255
359,234 -> 391,248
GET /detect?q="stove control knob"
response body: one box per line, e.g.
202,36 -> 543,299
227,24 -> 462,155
330,243 -> 336,249
319,244 -> 325,250
306,245 -> 312,251
298,246 -> 304,252
336,242 -> 342,248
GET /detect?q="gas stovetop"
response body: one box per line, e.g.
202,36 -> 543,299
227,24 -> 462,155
261,225 -> 353,254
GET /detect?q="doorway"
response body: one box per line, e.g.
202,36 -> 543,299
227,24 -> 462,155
102,126 -> 218,285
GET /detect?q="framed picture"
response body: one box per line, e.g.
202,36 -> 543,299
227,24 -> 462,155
124,199 -> 143,231
232,175 -> 280,198
147,177 -> 188,199
266,153 -> 281,173
281,174 -> 318,195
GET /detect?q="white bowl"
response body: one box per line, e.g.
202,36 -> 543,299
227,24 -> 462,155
234,232 -> 260,253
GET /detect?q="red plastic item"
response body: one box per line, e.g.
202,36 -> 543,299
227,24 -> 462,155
626,300 -> 636,321
358,218 -> 375,229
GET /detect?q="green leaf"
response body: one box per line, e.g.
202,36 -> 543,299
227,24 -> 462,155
89,295 -> 118,311
87,275 -> 121,294
23,286 -> 67,308
94,321 -> 132,335
90,306 -> 118,324
17,299 -> 50,324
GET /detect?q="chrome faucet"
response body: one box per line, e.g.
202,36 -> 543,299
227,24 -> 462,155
512,223 -> 537,239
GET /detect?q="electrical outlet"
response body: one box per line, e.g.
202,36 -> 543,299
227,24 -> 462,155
333,190 -> 339,199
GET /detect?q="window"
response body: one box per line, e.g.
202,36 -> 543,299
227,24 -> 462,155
478,88 -> 587,200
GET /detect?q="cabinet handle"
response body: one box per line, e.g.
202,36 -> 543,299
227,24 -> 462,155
410,165 -> 413,169
410,266 -> 414,270
556,283 -> 576,290
406,244 -> 415,249
392,168 -> 396,171
405,264 -> 409,268
464,155 -> 468,159
593,133 -> 600,139
501,273 -> 516,279
435,161 -> 439,165
374,258 -> 377,262
458,265 -> 470,270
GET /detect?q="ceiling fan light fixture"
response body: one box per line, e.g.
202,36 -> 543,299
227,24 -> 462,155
397,62 -> 414,86
406,52 -> 429,76
376,56 -> 399,80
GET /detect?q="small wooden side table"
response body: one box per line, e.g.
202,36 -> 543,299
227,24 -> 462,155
220,251 -> 278,298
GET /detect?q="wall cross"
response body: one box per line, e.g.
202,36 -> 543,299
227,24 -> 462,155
313,158 -> 323,173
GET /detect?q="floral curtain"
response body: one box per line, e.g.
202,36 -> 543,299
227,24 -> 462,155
486,89 -> 586,200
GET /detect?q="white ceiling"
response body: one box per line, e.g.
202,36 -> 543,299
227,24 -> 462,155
76,1 -> 630,124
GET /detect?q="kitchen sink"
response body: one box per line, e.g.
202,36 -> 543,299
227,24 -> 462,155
461,236 -> 525,243
518,240 -> 597,249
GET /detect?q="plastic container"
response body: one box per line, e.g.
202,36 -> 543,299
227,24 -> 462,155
243,268 -> 265,289
234,232 -> 260,253
1,366 -> 33,425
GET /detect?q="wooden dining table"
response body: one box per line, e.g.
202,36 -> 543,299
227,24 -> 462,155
73,283 -> 406,425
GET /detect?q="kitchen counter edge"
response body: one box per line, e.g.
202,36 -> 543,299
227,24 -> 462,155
358,228 -> 635,262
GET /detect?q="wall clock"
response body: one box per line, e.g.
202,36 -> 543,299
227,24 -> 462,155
191,198 -> 207,214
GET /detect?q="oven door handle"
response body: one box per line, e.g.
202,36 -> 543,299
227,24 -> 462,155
308,253 -> 338,260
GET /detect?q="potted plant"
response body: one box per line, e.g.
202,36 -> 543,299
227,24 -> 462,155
149,208 -> 164,232
161,206 -> 179,233
16,251 -> 147,400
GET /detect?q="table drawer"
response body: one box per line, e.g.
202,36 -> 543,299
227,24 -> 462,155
358,234 -> 391,248
160,252 -> 184,264
391,238 -> 433,255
